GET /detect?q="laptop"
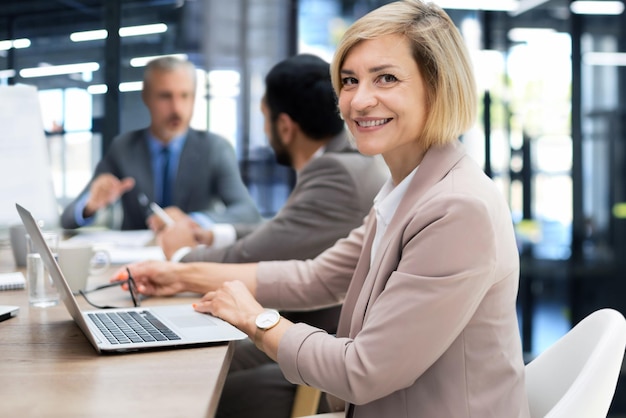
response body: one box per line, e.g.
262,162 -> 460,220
16,203 -> 247,353
0,305 -> 19,322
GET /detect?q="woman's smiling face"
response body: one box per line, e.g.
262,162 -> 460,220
338,34 -> 429,179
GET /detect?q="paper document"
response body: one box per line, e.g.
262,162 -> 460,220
105,246 -> 165,264
66,230 -> 155,247
66,230 -> 164,264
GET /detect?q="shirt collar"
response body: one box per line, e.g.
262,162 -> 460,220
296,144 -> 327,175
373,165 -> 419,227
147,130 -> 187,155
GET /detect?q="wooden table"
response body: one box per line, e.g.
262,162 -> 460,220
0,244 -> 233,418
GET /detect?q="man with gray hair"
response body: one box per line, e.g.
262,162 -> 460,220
61,56 -> 260,231
115,54 -> 388,418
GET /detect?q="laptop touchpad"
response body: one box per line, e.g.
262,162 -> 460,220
170,313 -> 218,328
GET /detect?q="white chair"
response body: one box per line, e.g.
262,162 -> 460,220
297,412 -> 341,418
525,307 -> 626,418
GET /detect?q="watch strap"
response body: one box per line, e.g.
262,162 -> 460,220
254,327 -> 266,351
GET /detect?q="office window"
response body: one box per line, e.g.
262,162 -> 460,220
207,70 -> 239,150
40,88 -> 95,206
507,32 -> 573,260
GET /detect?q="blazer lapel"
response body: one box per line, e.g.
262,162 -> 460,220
336,208 -> 377,338
132,130 -> 156,202
340,141 -> 468,337
174,131 -> 201,207
374,140 -> 466,256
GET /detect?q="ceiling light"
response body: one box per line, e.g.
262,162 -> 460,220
0,38 -> 31,50
0,69 -> 16,78
12,38 -> 31,49
87,84 -> 108,95
119,81 -> 143,92
129,54 -> 188,67
431,0 -> 518,11
508,28 -> 557,43
119,23 -> 167,37
19,62 -> 100,78
583,52 -> 626,66
88,82 -> 152,94
570,1 -> 624,15
70,23 -> 168,43
88,83 -> 147,94
70,30 -> 107,42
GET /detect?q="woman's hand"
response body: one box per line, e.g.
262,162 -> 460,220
111,260 -> 187,296
195,280 -> 292,360
111,261 -> 260,298
194,280 -> 263,336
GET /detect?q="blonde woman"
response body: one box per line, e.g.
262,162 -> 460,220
128,1 -> 529,416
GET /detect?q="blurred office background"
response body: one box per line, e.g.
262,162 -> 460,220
1,0 -> 626,413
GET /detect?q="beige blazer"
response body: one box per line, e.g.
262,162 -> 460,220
256,140 -> 530,418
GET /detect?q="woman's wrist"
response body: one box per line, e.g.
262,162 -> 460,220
176,262 -> 210,294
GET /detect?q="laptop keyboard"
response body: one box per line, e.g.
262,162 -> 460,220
88,311 -> 182,345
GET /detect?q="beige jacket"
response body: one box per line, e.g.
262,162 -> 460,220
256,140 -> 530,418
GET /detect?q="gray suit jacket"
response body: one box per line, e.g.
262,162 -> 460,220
61,128 -> 261,230
183,133 -> 387,263
256,140 -> 530,417
184,133 -> 388,332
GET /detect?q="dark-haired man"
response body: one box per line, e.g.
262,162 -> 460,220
157,54 -> 387,267
120,54 -> 388,417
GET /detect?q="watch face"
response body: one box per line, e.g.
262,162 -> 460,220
256,309 -> 280,329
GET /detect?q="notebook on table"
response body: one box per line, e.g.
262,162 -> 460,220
0,272 -> 26,290
16,203 -> 246,354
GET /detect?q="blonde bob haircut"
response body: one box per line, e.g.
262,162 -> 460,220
330,0 -> 477,149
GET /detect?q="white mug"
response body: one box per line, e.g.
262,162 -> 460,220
58,242 -> 111,294
9,224 -> 28,267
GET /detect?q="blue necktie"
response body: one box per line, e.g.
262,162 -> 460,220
160,146 -> 171,207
